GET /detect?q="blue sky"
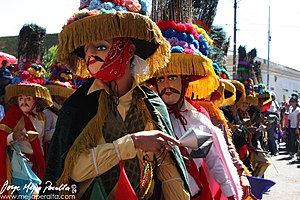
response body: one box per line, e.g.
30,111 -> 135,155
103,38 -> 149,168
1,0 -> 300,70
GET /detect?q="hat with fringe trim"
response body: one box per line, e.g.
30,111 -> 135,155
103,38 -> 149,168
57,1 -> 170,83
152,20 -> 219,100
254,84 -> 272,105
209,64 -> 235,107
242,78 -> 258,106
45,62 -> 86,99
6,62 -> 53,108
230,80 -> 246,109
213,79 -> 236,107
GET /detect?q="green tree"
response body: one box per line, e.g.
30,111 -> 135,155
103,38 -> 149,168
42,45 -> 58,78
208,25 -> 230,69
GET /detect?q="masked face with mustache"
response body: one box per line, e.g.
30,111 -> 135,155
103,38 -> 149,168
18,95 -> 37,113
156,75 -> 183,106
84,38 -> 135,83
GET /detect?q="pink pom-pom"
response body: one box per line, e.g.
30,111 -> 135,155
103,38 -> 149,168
125,0 -> 141,13
184,48 -> 194,54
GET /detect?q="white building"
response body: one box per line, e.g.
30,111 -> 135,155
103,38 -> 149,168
226,56 -> 300,103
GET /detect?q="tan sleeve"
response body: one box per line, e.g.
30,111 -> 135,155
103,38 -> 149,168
157,151 -> 190,199
144,122 -> 190,199
70,134 -> 137,182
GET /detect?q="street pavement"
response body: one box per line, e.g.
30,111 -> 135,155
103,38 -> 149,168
261,143 -> 300,200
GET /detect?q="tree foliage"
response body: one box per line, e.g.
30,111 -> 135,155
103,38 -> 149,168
42,45 -> 58,78
209,25 -> 230,69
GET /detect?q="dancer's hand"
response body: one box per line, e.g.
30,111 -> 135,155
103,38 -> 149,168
13,130 -> 28,141
131,130 -> 180,154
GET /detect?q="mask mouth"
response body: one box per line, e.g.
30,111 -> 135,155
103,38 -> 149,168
87,56 -> 105,67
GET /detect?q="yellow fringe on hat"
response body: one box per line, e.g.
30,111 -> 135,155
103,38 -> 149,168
230,80 -> 246,110
257,93 -> 272,105
5,83 -> 53,108
58,12 -> 171,82
46,84 -> 75,99
155,53 -> 214,77
186,75 -> 219,100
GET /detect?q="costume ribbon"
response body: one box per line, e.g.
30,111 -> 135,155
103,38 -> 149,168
168,108 -> 188,126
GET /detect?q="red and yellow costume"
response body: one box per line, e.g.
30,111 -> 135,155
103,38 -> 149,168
0,105 -> 47,195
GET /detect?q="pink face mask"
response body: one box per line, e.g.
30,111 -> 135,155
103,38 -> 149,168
88,37 -> 132,83
18,95 -> 36,113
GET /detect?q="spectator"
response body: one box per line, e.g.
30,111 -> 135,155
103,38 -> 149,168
287,92 -> 300,157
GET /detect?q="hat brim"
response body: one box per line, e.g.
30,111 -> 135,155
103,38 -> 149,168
231,80 -> 246,109
46,84 -> 75,99
218,79 -> 236,107
257,93 -> 272,105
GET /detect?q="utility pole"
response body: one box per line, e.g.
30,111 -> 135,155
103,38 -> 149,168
267,5 -> 271,89
233,0 -> 237,79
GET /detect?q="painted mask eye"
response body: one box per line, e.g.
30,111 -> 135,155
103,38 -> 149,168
97,45 -> 108,51
157,77 -> 165,83
168,75 -> 178,81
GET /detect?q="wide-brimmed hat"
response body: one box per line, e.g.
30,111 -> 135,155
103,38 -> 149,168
230,80 -> 246,109
254,84 -> 272,105
57,1 -> 171,83
151,20 -> 219,100
213,79 -> 236,107
6,62 -> 53,108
